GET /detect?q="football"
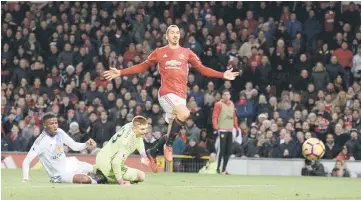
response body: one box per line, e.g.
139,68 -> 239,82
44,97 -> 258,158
302,138 -> 325,160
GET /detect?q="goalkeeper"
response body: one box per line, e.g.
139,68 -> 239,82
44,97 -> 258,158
94,116 -> 150,186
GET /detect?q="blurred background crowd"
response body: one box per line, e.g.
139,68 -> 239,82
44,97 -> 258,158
1,2 -> 361,164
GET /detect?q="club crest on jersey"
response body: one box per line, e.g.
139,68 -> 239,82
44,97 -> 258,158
55,145 -> 62,153
179,54 -> 185,60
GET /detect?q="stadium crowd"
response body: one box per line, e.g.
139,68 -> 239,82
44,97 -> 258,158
1,2 -> 361,162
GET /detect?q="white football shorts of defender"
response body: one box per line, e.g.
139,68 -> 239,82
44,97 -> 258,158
158,93 -> 186,123
22,128 -> 94,183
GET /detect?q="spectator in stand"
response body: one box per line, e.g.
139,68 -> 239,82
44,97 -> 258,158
57,43 -> 74,67
336,146 -> 351,161
238,35 -> 259,58
352,45 -> 361,81
144,126 -> 156,151
279,132 -> 298,158
311,62 -> 330,92
324,134 -> 342,159
236,92 -> 254,124
173,126 -> 188,155
331,160 -> 351,177
333,41 -> 354,69
68,122 -> 86,143
2,124 -> 24,151
91,111 -> 115,148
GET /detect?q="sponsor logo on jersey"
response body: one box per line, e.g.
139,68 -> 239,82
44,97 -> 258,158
165,60 -> 182,69
51,145 -> 64,160
52,152 -> 63,160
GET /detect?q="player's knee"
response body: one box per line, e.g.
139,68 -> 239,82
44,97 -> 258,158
137,171 -> 145,182
174,106 -> 190,122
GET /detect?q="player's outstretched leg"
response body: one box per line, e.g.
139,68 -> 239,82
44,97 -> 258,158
146,146 -> 161,172
163,106 -> 190,162
147,106 -> 189,164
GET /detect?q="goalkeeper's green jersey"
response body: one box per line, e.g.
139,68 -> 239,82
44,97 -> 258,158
96,122 -> 145,180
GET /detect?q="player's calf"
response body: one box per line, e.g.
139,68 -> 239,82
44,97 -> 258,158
166,106 -> 189,146
163,105 -> 190,161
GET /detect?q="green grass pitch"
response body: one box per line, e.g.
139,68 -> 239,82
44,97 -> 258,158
2,169 -> 361,200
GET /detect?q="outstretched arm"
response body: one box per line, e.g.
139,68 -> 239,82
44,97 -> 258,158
104,49 -> 158,80
119,62 -> 150,76
22,136 -> 44,181
188,50 -> 239,80
136,137 -> 146,155
121,48 -> 159,75
188,51 -> 224,78
61,129 -> 88,151
136,137 -> 149,166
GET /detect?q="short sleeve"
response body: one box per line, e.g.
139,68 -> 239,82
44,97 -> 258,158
188,49 -> 201,67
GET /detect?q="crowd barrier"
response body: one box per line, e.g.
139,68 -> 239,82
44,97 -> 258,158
167,156 -> 361,177
2,152 -> 360,177
227,158 -> 361,177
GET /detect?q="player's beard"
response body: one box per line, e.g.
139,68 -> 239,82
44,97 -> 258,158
169,38 -> 178,46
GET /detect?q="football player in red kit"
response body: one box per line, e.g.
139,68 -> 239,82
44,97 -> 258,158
104,25 -> 239,172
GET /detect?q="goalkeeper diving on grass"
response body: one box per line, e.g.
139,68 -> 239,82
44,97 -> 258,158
92,116 -> 150,186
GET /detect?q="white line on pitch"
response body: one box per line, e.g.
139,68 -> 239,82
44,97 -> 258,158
171,184 -> 277,188
3,184 -> 277,189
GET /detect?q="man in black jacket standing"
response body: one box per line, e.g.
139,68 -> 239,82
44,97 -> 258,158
91,111 -> 116,148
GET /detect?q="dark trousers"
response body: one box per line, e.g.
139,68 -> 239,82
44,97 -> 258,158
217,131 -> 233,172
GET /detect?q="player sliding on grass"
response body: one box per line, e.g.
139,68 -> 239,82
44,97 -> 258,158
93,116 -> 149,185
104,25 -> 239,172
22,112 -> 97,184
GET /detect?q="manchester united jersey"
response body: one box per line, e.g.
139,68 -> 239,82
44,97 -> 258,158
119,46 -> 223,99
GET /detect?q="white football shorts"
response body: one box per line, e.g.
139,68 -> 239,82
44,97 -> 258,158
50,157 -> 93,183
158,93 -> 186,123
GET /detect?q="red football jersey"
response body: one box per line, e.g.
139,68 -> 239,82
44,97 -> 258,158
120,46 -> 223,99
